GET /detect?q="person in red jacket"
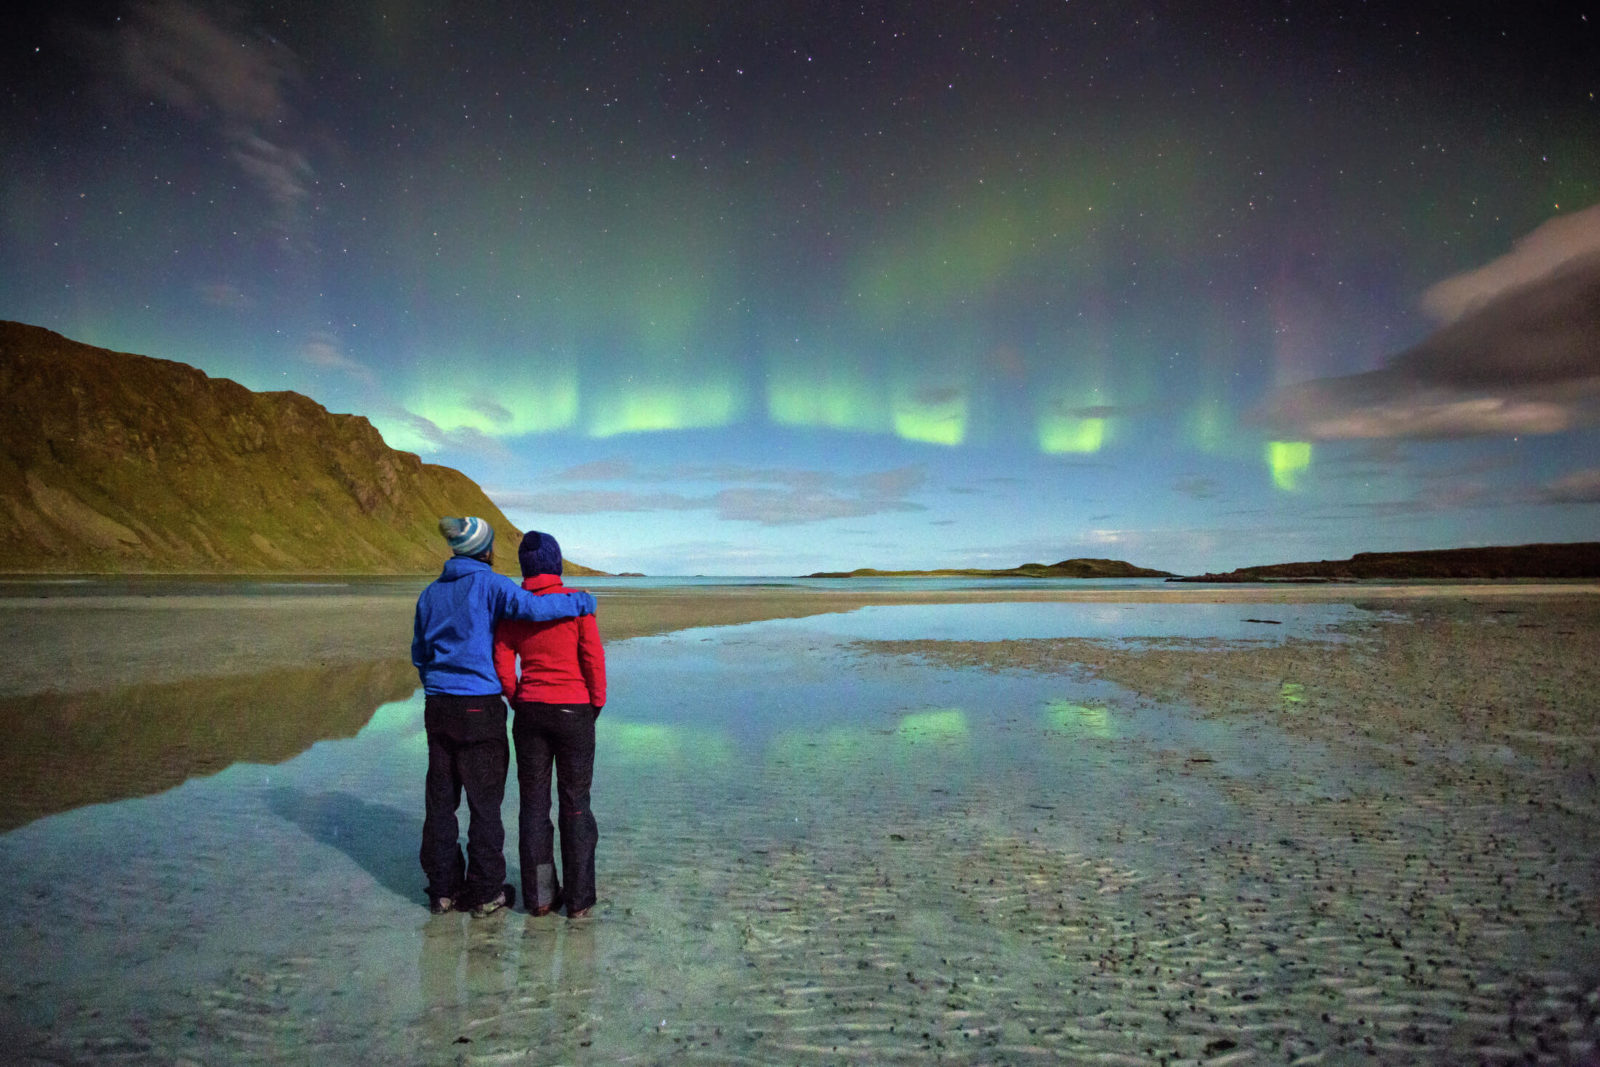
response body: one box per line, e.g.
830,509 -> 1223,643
493,530 -> 606,918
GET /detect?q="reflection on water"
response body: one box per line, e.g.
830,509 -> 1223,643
749,598 -> 1388,642
0,659 -> 417,830
1,601 -> 1595,1064
1046,699 -> 1115,738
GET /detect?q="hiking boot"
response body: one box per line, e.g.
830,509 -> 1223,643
472,884 -> 516,917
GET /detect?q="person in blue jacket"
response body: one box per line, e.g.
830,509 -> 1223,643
412,516 -> 598,916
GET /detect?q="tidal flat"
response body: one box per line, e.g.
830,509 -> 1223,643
0,581 -> 1597,1065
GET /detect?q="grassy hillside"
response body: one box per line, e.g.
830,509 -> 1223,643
0,321 -> 603,575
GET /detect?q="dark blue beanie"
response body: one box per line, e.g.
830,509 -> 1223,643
518,530 -> 562,576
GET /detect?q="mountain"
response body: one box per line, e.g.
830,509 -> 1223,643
0,321 -> 603,575
806,558 -> 1176,579
1172,542 -> 1600,582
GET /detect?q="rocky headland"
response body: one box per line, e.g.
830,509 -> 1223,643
806,558 -> 1176,579
1173,541 -> 1600,582
0,321 -> 600,574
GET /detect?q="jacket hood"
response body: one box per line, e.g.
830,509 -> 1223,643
438,555 -> 491,581
521,573 -> 564,592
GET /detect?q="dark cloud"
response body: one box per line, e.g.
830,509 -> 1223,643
1256,206 -> 1600,440
1172,475 -> 1221,500
1326,465 -> 1600,514
299,331 -> 374,384
551,459 -> 637,481
1048,400 -> 1159,420
713,486 -> 924,525
467,396 -> 514,426
501,463 -> 926,525
378,408 -> 509,459
1540,468 -> 1600,504
116,1 -> 312,240
493,489 -> 701,514
554,460 -> 925,497
197,281 -> 252,309
909,386 -> 964,407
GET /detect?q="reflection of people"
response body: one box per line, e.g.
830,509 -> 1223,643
412,517 -> 597,917
493,531 -> 605,918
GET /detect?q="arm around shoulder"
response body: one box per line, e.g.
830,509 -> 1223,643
498,580 -> 596,621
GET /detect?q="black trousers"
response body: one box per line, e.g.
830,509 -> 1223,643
512,701 -> 598,914
420,694 -> 509,907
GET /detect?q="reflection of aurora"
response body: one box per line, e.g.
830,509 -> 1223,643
600,721 -> 735,767
1045,699 -> 1115,739
762,708 -> 970,780
895,707 -> 969,740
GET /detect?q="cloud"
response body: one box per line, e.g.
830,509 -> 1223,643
494,489 -> 702,514
197,281 -> 252,309
713,486 -> 924,525
1421,204 -> 1600,324
552,459 -> 637,481
1046,399 -> 1158,420
1540,467 -> 1600,504
1172,475 -> 1220,500
1255,206 -> 1600,440
299,331 -> 374,383
231,131 -> 313,217
497,463 -> 927,525
1327,465 -> 1600,514
467,396 -> 515,426
376,408 -> 511,459
116,1 -> 312,240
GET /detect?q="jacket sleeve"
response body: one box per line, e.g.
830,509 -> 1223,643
492,623 -> 519,697
577,613 -> 606,708
493,578 -> 596,621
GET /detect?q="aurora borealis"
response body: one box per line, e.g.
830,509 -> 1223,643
4,1 -> 1598,574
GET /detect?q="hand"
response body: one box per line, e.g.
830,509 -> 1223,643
575,591 -> 597,616
592,703 -> 603,718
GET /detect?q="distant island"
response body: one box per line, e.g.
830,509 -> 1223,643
806,558 -> 1176,579
1172,542 -> 1600,582
0,321 -> 604,576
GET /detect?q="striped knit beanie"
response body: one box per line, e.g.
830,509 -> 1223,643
439,516 -> 494,557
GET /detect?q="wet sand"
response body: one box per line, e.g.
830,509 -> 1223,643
2,579 -> 1590,697
1,582 -> 1598,1064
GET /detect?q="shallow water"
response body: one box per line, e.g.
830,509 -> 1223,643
1,601 -> 1595,1064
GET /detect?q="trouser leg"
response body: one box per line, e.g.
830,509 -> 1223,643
552,705 -> 598,913
513,705 -> 560,911
420,729 -> 466,900
458,734 -> 509,905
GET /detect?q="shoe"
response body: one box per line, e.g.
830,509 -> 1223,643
429,895 -> 455,915
531,890 -> 564,917
472,884 -> 516,917
567,906 -> 592,920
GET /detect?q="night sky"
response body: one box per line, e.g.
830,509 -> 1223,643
4,2 -> 1598,575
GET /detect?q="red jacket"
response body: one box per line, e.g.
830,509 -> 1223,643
493,574 -> 607,707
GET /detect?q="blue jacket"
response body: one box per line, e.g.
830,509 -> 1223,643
412,556 -> 597,696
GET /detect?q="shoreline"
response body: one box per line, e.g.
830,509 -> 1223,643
1,581 -> 1595,698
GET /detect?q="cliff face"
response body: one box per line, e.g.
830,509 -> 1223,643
0,321 -> 598,574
